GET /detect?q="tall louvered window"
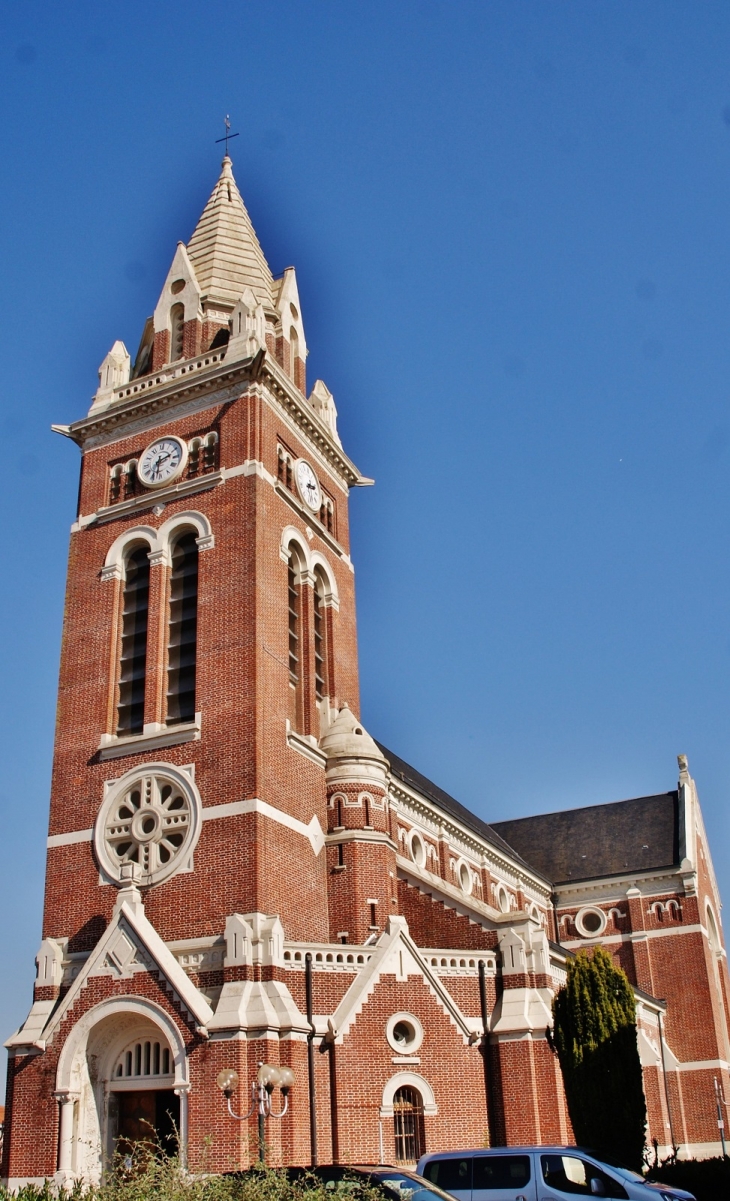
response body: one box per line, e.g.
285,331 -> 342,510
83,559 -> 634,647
167,532 -> 198,725
117,546 -> 150,735
288,551 -> 302,728
170,303 -> 185,362
314,570 -> 329,703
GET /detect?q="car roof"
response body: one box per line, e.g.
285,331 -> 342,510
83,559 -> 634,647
418,1147 -> 596,1156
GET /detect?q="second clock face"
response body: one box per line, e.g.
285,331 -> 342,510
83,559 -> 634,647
138,437 -> 188,488
295,459 -> 322,511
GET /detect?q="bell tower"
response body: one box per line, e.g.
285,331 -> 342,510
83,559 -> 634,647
40,154 -> 371,949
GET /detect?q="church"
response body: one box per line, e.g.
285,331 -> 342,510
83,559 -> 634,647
2,156 -> 729,1187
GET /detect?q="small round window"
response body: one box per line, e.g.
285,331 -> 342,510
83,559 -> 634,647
386,1012 -> 424,1054
575,906 -> 607,938
458,860 -> 473,894
496,884 -> 511,913
409,831 -> 426,868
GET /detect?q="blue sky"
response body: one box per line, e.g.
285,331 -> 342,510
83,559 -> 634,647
2,1 -> 730,1091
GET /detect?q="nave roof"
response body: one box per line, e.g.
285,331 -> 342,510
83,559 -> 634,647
380,741 -> 680,887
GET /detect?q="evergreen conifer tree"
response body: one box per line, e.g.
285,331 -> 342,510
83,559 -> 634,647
549,946 -> 647,1170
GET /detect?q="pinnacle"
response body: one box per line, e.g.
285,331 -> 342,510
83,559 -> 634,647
186,157 -> 274,309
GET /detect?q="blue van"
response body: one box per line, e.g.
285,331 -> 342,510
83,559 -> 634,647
416,1147 -> 695,1201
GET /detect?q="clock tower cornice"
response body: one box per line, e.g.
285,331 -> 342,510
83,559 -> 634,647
54,348 -> 370,489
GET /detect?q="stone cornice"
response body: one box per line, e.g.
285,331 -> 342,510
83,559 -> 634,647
389,779 -> 552,899
60,349 -> 368,488
553,866 -> 686,903
397,854 -> 521,928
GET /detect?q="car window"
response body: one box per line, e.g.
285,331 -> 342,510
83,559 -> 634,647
421,1159 -> 473,1191
540,1156 -> 627,1199
373,1173 -> 460,1201
473,1156 -> 531,1190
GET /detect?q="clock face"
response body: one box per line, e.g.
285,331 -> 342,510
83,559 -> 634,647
138,437 -> 188,489
295,459 -> 322,511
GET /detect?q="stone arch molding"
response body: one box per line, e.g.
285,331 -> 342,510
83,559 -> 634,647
379,1071 -> 437,1118
279,525 -> 339,608
56,996 -> 189,1093
54,997 -> 189,1182
101,511 -> 214,579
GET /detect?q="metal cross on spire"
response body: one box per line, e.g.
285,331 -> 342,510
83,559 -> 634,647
215,115 -> 240,157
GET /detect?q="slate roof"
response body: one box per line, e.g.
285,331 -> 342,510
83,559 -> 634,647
187,156 -> 274,309
376,742 -> 550,882
491,792 -> 680,885
378,741 -> 679,888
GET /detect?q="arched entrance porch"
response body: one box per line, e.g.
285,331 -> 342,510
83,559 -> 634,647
54,997 -> 189,1183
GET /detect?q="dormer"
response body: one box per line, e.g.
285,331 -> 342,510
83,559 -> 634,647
152,243 -> 203,369
225,286 -> 267,365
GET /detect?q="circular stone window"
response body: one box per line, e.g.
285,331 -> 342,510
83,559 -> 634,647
95,764 -> 202,888
495,884 -> 511,913
575,906 -> 607,938
386,1012 -> 424,1054
409,831 -> 426,868
457,859 -> 473,895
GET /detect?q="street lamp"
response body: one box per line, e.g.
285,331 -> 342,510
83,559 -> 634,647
216,1063 -> 295,1162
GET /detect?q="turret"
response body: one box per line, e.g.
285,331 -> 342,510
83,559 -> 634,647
321,706 -> 396,944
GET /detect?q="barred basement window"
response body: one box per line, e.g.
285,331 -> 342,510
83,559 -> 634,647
393,1086 -> 425,1164
288,550 -> 303,729
170,303 -> 185,362
167,532 -> 198,725
117,546 -> 150,735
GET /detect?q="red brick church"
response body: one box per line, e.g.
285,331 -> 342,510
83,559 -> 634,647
3,156 -> 729,1186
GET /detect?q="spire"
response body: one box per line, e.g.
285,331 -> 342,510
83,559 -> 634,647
186,157 -> 274,310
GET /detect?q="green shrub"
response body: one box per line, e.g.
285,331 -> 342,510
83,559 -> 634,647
0,1146 -> 383,1201
645,1156 -> 730,1201
548,946 -> 647,1170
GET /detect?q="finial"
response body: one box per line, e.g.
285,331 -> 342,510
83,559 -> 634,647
215,114 -> 239,161
677,753 -> 690,779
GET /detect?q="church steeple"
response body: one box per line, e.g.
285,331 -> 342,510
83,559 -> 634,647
91,154 -> 317,411
186,156 -> 274,310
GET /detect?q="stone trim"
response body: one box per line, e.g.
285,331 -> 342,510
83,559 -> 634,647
390,780 -> 551,900
98,715 -> 201,760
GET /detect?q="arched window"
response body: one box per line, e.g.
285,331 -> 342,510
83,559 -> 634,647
314,568 -> 331,705
290,326 -> 299,381
167,532 -> 198,725
188,438 -> 202,477
117,546 -> 151,735
393,1085 -> 425,1163
277,445 -> 293,490
170,303 -> 185,362
114,1038 -> 172,1080
202,431 -> 218,471
288,547 -> 303,729
125,459 -> 139,499
109,464 -> 123,505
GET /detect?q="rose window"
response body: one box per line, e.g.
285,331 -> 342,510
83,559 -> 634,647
95,764 -> 202,887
